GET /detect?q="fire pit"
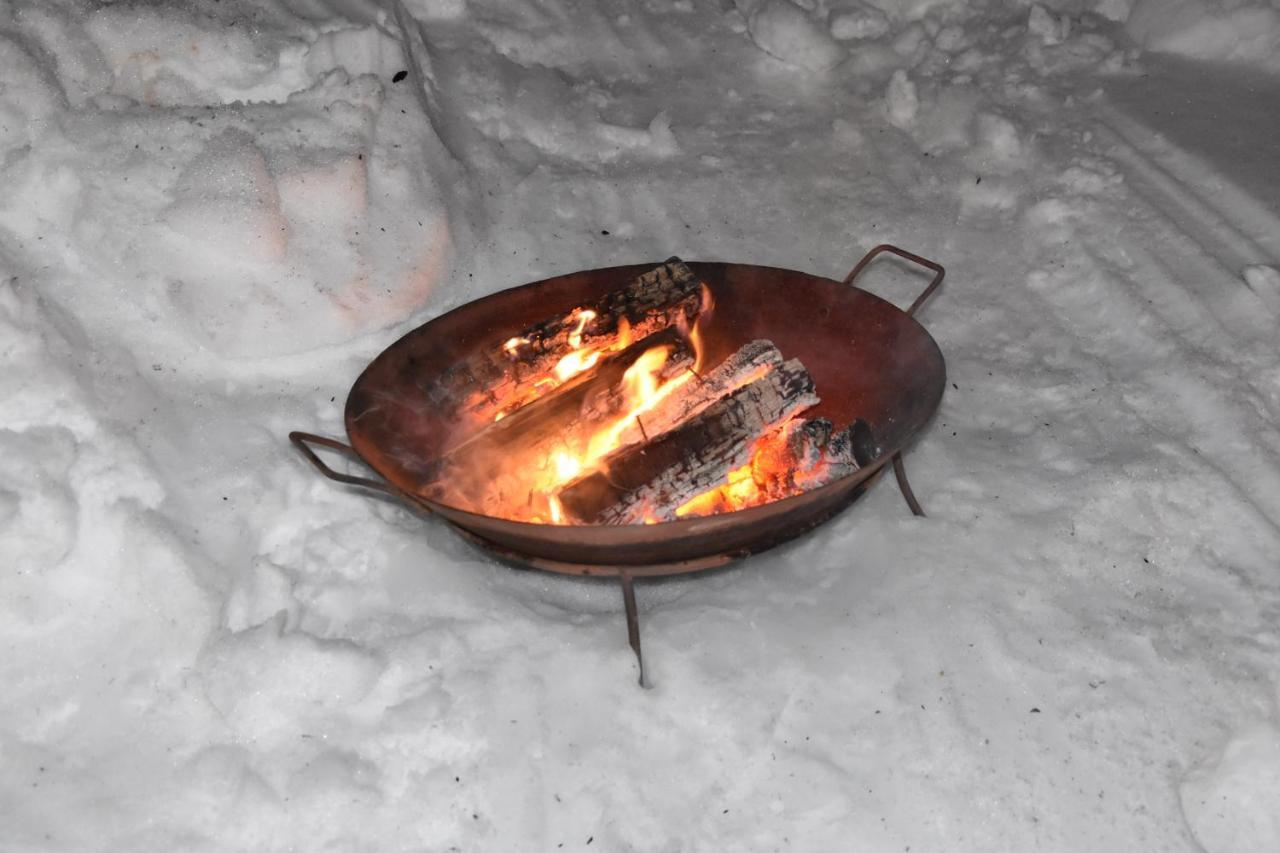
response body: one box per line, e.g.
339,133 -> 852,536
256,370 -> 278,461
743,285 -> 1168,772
290,245 -> 945,683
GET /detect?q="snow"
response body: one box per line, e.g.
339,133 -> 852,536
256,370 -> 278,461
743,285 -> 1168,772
1181,720 -> 1280,853
3,0 -> 1280,851
830,3 -> 892,41
1243,265 -> 1280,312
884,69 -> 919,128
1127,0 -> 1280,68
748,0 -> 846,70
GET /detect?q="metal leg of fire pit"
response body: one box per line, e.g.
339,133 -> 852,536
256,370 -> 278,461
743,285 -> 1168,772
892,452 -> 927,517
619,572 -> 647,688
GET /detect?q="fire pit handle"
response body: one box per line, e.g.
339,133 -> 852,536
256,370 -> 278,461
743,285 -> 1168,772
841,244 -> 945,317
288,431 -> 399,497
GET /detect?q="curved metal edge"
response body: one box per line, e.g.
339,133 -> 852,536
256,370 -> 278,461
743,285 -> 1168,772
892,452 -> 927,517
288,431 -> 400,497
842,244 -> 946,317
443,466 -> 886,577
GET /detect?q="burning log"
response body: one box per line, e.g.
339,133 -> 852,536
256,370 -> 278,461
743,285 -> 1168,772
426,258 -> 705,422
832,418 -> 882,468
419,255 -> 880,525
751,418 -> 838,501
609,338 -> 783,452
555,358 -> 820,524
671,418 -> 882,520
430,328 -> 694,513
753,417 -> 880,497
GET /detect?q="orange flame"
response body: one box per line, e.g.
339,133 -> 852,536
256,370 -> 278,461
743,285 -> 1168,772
585,345 -> 692,463
552,309 -> 600,381
553,451 -> 582,481
675,462 -> 757,518
672,417 -> 815,519
529,306 -> 707,522
479,283 -> 785,525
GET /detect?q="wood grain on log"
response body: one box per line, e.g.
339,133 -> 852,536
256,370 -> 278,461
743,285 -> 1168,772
556,358 -> 820,524
610,339 -> 783,452
753,417 -> 880,499
425,258 -> 703,422
429,328 -> 692,513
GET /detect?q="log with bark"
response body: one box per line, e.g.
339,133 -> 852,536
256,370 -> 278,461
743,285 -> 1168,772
610,338 -> 784,452
425,258 -> 705,422
417,253 -> 881,522
752,417 -> 881,499
555,358 -> 820,524
664,417 -> 882,519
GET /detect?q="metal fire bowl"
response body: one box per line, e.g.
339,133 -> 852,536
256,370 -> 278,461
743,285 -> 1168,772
291,246 -> 946,578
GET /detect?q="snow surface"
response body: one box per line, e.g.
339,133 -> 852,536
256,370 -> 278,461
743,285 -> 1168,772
1127,0 -> 1280,68
3,0 -> 1280,851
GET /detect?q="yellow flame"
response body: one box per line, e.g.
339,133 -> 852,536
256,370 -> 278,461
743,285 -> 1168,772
569,310 -> 596,346
553,349 -> 601,382
544,453 -> 584,524
675,463 -> 756,518
496,285 -> 729,525
622,345 -> 670,403
585,346 -> 692,463
551,310 -> 601,381
553,451 -> 582,481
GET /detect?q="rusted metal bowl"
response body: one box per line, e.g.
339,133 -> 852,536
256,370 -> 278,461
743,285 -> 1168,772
291,246 -> 946,579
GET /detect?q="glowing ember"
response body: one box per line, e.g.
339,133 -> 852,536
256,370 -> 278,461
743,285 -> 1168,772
675,463 -> 757,518
435,265 -> 860,527
673,420 -> 827,519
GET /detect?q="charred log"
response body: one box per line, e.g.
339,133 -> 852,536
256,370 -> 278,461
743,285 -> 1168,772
754,417 -> 880,499
751,417 -> 835,500
670,417 -> 881,519
429,328 -> 693,512
833,418 -> 881,468
556,359 -> 820,524
425,258 -> 705,422
611,339 -> 783,452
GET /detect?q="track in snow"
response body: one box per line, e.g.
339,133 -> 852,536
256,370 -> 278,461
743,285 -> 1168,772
1009,59 -> 1280,535
1100,55 -> 1280,315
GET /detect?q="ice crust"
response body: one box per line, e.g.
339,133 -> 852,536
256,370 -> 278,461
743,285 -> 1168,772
3,0 -> 1280,851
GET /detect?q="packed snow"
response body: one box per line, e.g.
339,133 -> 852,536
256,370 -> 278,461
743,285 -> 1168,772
3,0 -> 1279,850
